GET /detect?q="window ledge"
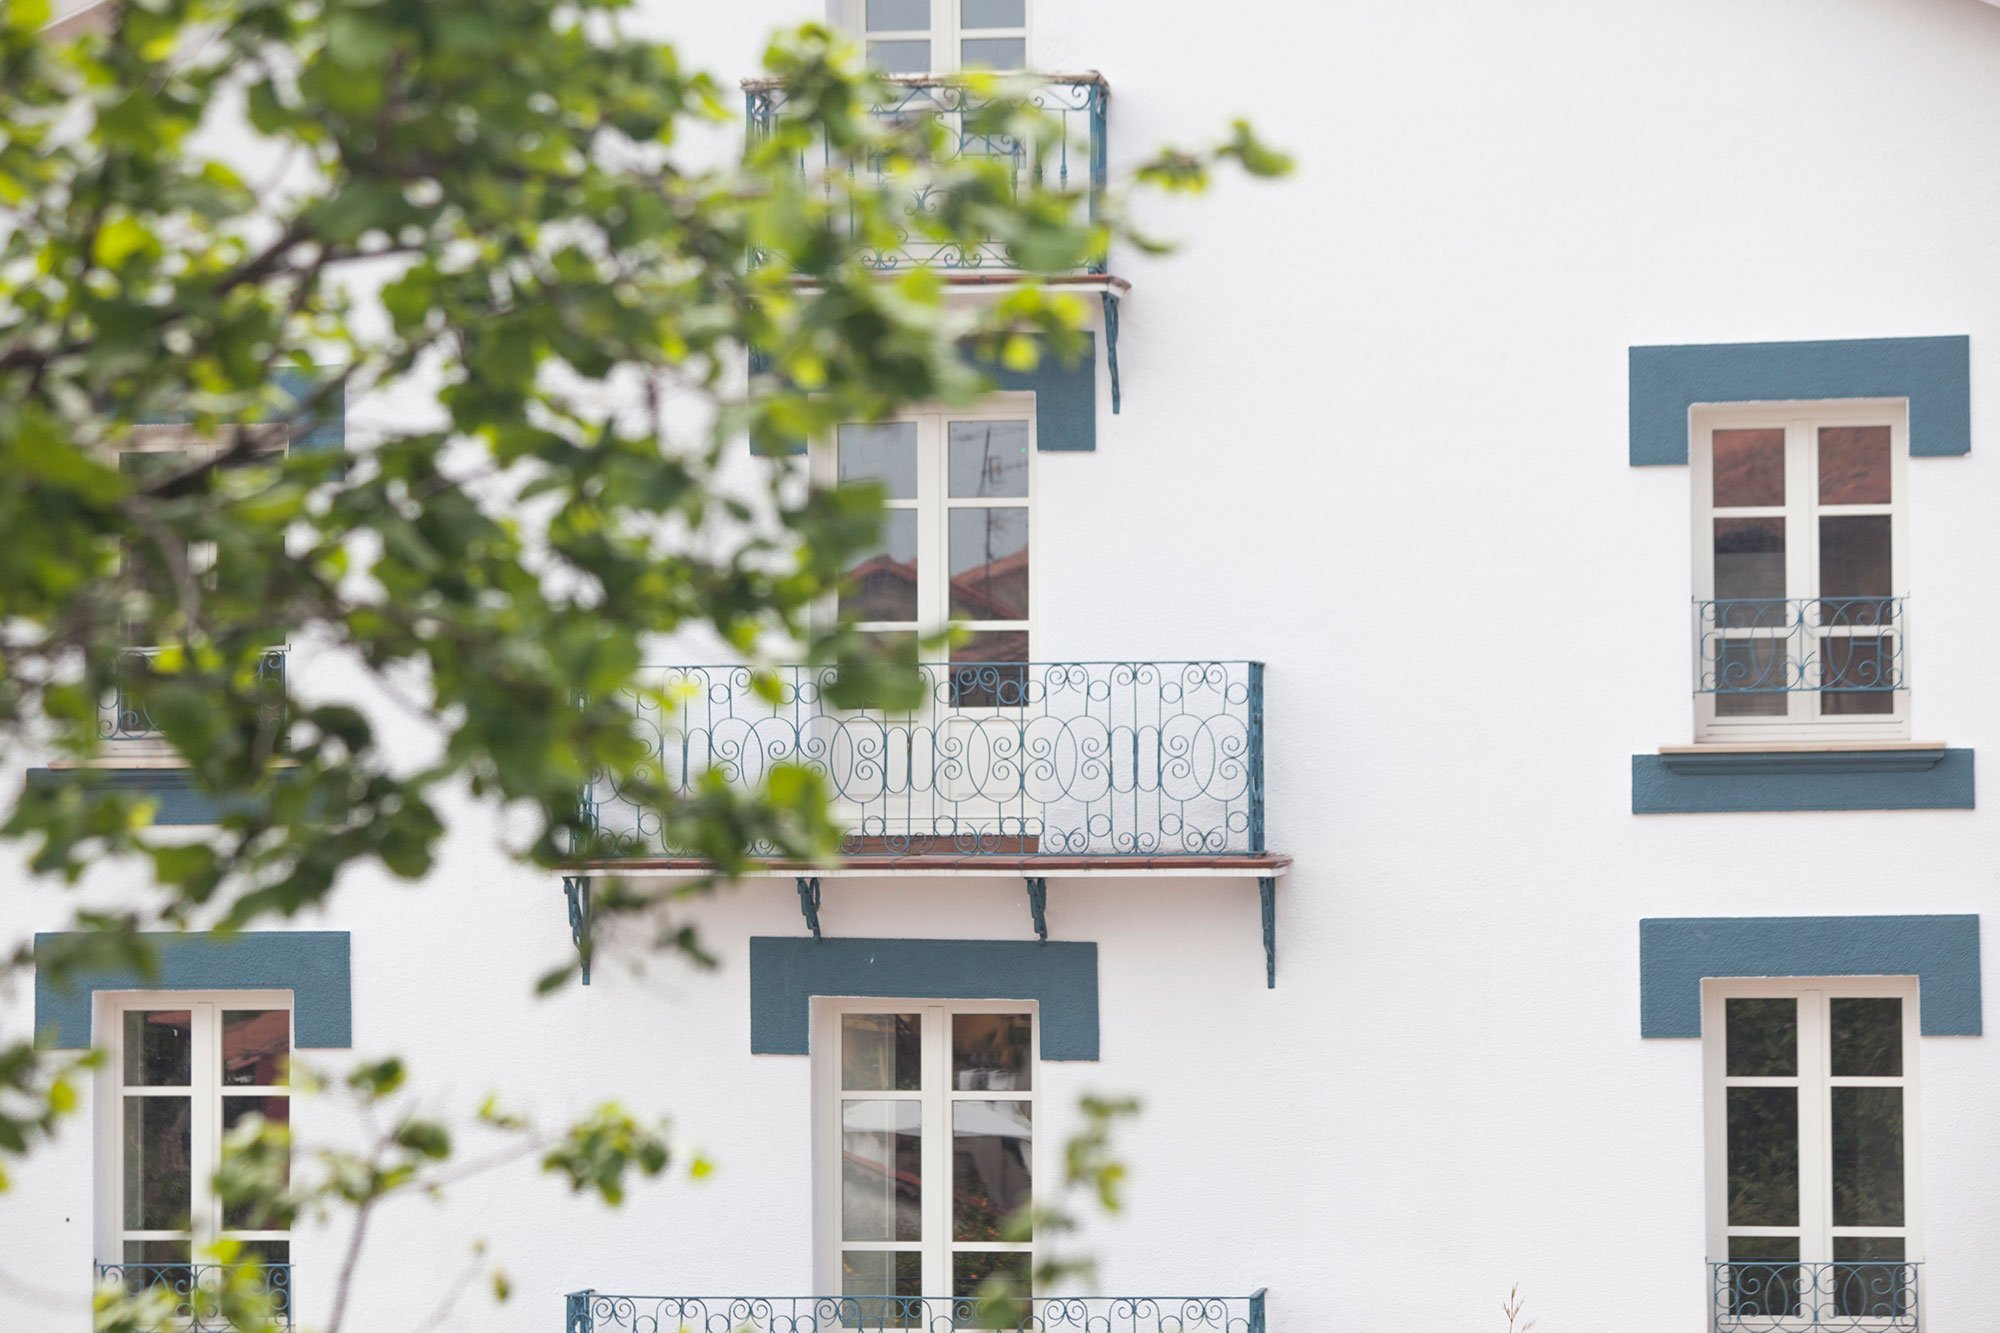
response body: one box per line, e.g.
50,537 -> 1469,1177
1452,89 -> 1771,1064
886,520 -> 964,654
1657,743 -> 1949,775
1632,748 -> 1974,813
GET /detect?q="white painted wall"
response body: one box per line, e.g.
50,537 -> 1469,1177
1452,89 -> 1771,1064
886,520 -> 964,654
8,0 -> 2000,1330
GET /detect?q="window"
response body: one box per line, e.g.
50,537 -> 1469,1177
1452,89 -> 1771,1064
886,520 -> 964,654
816,1001 -> 1036,1308
1691,402 -> 1909,742
99,993 -> 293,1289
849,0 -> 1029,74
1703,980 -> 1920,1328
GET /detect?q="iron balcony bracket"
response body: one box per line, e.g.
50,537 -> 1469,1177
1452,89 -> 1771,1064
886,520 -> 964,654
563,875 -> 592,986
797,877 -> 823,940
1025,876 -> 1049,942
1101,291 -> 1121,415
1259,876 -> 1276,989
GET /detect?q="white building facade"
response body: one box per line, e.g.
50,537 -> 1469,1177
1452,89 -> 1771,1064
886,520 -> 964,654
10,1 -> 2000,1331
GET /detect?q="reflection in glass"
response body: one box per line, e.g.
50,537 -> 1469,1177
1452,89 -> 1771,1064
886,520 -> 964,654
124,1096 -> 192,1230
949,509 -> 1029,621
950,632 -> 1029,708
961,0 -> 1025,26
948,422 -> 1029,498
953,1250 -> 1031,1305
1818,427 -> 1892,505
223,1011 -> 289,1087
1726,1086 -> 1798,1227
844,1014 -> 922,1092
953,1100 -> 1032,1241
843,1100 -> 923,1242
961,37 -> 1027,69
867,39 -> 932,73
124,1011 -> 192,1087
1714,517 -> 1786,602
1712,429 -> 1785,508
953,1014 -> 1031,1090
1726,998 -> 1797,1077
1714,638 -> 1789,717
1832,1086 -> 1904,1227
839,423 -> 920,500
1833,1236 -> 1910,1320
867,0 -> 930,30
1831,998 -> 1902,1076
1819,636 -> 1895,716
1726,1234 -> 1801,1319
223,1097 -> 291,1229
844,1250 -> 922,1327
1819,515 -> 1892,602
842,510 -> 920,624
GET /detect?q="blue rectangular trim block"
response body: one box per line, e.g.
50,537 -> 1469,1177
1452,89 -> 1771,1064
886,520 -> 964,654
1631,749 -> 1974,813
34,931 -> 352,1049
1640,915 -> 1981,1037
750,936 -> 1099,1060
1628,336 -> 1970,465
25,767 -> 287,826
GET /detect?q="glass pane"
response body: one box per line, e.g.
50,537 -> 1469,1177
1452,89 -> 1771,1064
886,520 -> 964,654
839,423 -> 919,500
843,1013 -> 922,1091
1726,1235 -> 1801,1319
1833,1237 -> 1910,1320
1832,1086 -> 1905,1226
223,1096 -> 291,1229
1713,517 -> 1786,602
948,421 -> 1029,498
953,1014 -> 1031,1091
124,1096 -> 192,1230
867,39 -> 932,73
843,1099 -> 923,1242
1726,1087 -> 1798,1227
1726,998 -> 1797,1077
223,1010 -> 289,1087
962,0 -> 1025,27
1819,636 -> 1896,715
842,510 -> 919,623
1819,514 -> 1892,604
124,1011 -> 192,1087
1712,429 -> 1785,508
867,0 -> 930,30
961,37 -> 1027,69
949,634 -> 1029,708
117,1241 -> 193,1303
953,1250 -> 1031,1303
1819,426 -> 1892,505
949,509 -> 1028,621
1713,638 -> 1790,717
1831,998 -> 1903,1076
843,1250 -> 923,1327
953,1100 -> 1032,1241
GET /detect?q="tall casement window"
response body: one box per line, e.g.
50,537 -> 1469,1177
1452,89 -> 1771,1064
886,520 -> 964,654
1703,980 -> 1920,1328
1691,403 -> 1909,742
817,1000 -> 1036,1306
102,993 -> 293,1278
843,0 -> 1029,74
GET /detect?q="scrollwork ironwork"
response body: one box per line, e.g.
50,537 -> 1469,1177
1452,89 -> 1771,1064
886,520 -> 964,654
1708,1259 -> 1919,1332
1694,598 -> 1906,700
94,1261 -> 293,1331
563,1292 -> 1261,1333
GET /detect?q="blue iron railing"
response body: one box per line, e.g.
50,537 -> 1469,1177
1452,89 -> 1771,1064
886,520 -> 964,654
745,74 -> 1109,274
1708,1260 -> 1918,1332
581,661 -> 1266,861
94,1261 -> 293,1330
1695,597 -> 1905,699
564,1292 -> 1265,1333
103,648 -> 288,743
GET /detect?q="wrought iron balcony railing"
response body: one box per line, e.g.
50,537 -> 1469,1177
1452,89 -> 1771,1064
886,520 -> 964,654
102,648 -> 288,744
745,74 -> 1108,274
94,1261 -> 293,1331
1709,1259 -> 1919,1332
1695,597 -> 1905,699
564,1292 -> 1266,1333
581,661 -> 1266,861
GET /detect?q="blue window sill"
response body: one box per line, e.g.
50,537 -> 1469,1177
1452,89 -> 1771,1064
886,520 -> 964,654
28,765 -> 242,826
1632,748 -> 1974,813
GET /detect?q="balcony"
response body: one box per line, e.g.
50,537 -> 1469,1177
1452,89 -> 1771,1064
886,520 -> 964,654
101,648 -> 288,747
93,1261 -> 293,1331
565,1292 -> 1266,1333
1695,597 -> 1906,707
1708,1259 -> 1918,1332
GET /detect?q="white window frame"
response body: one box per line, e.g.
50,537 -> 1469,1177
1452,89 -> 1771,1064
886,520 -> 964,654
812,998 -> 1039,1299
1690,400 -> 1911,743
832,0 -> 1032,74
1701,977 -> 1923,1323
95,990 -> 294,1269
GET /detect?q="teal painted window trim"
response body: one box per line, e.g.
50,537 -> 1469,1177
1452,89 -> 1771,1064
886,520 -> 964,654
34,931 -> 352,1049
25,767 -> 282,826
1639,915 -> 1980,1037
137,366 -> 347,454
1631,749 -> 1974,813
749,937 -> 1099,1059
1627,336 -> 1970,465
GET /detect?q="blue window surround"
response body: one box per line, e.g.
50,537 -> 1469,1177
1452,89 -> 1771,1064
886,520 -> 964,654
1627,335 -> 1970,466
34,931 -> 352,1049
1639,915 -> 1980,1038
749,937 -> 1099,1060
1632,749 -> 1975,814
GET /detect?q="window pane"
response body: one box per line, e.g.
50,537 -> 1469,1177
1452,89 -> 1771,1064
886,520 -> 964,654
1726,1086 -> 1798,1227
949,508 -> 1029,621
1726,998 -> 1797,1077
961,0 -> 1025,27
953,1100 -> 1032,1241
124,1011 -> 192,1087
124,1096 -> 192,1230
842,510 -> 920,623
953,1250 -> 1031,1304
867,39 -> 932,73
1712,429 -> 1785,508
953,1014 -> 1031,1091
961,37 -> 1027,69
222,1096 -> 291,1229
1831,998 -> 1903,1076
1713,517 -> 1786,602
1819,426 -> 1892,505
839,423 -> 919,500
1831,1086 -> 1905,1227
1726,1235 -> 1801,1320
1819,514 -> 1892,606
867,0 -> 930,30
843,1013 -> 922,1091
1818,635 -> 1896,715
1833,1237 -> 1910,1320
843,1100 -> 923,1242
223,1010 -> 289,1087
948,421 -> 1029,497
949,634 -> 1030,708
1713,638 -> 1790,717
843,1250 -> 922,1326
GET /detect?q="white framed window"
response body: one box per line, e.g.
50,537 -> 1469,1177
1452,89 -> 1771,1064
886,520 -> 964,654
1691,401 -> 1910,743
1702,978 -> 1921,1329
97,992 -> 293,1273
814,1000 -> 1037,1304
837,0 -> 1030,74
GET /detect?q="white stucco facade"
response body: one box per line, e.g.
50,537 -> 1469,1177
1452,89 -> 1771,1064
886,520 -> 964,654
9,1 -> 2000,1331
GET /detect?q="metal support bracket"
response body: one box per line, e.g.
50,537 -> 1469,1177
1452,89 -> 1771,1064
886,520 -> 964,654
563,875 -> 592,986
1258,876 -> 1276,989
1025,876 -> 1049,943
797,876 -> 823,940
1101,292 -> 1122,415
